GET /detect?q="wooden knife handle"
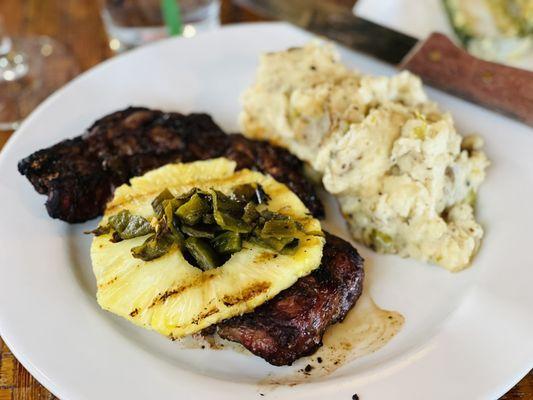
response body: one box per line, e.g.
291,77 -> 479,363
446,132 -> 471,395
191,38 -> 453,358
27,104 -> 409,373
399,33 -> 533,126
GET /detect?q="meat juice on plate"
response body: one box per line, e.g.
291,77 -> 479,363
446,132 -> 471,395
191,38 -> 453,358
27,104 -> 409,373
171,285 -> 404,385
259,288 -> 404,386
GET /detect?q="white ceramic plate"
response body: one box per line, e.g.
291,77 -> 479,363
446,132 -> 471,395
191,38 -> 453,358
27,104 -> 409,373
0,23 -> 532,400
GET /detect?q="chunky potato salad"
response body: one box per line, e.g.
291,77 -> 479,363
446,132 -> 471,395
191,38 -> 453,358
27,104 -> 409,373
241,43 -> 489,271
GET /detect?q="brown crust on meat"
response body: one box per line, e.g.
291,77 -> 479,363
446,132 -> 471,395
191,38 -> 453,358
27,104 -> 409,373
18,107 -> 324,222
217,233 -> 364,366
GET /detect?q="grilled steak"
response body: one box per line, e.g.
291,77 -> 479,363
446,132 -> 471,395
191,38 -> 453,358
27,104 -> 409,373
18,107 -> 324,222
218,233 -> 364,366
19,108 -> 363,366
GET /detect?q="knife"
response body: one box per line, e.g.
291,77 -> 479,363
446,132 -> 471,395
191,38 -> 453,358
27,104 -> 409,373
234,0 -> 533,127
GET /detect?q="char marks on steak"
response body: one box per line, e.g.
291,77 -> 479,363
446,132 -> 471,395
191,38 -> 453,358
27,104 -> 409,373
218,233 -> 364,366
18,107 -> 324,222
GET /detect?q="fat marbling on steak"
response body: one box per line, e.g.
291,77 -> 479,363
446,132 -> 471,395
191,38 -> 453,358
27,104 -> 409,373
18,107 -> 324,222
218,233 -> 364,366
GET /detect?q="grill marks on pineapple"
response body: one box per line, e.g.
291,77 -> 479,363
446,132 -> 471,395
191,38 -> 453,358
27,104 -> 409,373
193,306 -> 220,324
129,308 -> 139,317
149,273 -> 216,309
222,281 -> 271,307
148,275 -> 270,310
98,276 -> 118,289
150,287 -> 187,309
97,257 -> 145,289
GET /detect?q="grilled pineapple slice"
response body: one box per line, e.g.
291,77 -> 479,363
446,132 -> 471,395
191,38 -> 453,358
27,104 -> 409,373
91,158 -> 325,338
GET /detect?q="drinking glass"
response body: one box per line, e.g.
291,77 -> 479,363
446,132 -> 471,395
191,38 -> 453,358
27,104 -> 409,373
0,18 -> 79,131
101,0 -> 221,52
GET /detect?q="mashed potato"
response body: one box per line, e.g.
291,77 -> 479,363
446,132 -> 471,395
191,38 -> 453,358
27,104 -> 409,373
241,43 -> 489,271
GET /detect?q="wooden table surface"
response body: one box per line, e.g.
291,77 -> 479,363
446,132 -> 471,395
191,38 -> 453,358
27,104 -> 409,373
0,1 -> 531,399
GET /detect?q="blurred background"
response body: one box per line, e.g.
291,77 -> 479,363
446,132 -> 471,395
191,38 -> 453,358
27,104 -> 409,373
0,0 -> 264,134
1,0 -> 531,133
0,0 -> 531,398
0,0 -> 358,132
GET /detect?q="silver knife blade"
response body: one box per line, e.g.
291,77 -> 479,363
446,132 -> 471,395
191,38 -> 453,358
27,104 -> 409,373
233,0 -> 419,65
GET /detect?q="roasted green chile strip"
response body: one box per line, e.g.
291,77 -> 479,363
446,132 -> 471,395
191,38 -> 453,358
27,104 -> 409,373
85,225 -> 110,236
181,224 -> 217,239
176,193 -> 211,225
108,210 -> 154,240
212,231 -> 242,254
261,218 -> 302,238
163,199 -> 183,235
250,235 -> 295,252
184,237 -> 220,271
151,189 -> 175,218
131,233 -> 175,261
210,190 -> 252,233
